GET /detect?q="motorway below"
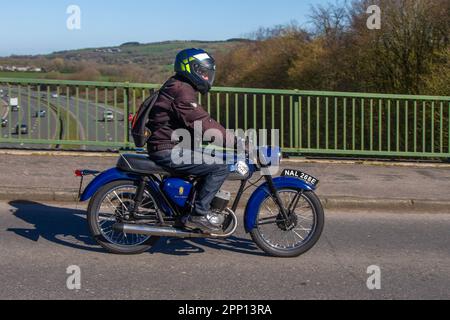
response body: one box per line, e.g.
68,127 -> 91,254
1,86 -> 127,150
0,89 -> 58,149
0,201 -> 448,300
45,94 -> 126,148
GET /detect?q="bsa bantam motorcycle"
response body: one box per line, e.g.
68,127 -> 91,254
76,147 -> 324,258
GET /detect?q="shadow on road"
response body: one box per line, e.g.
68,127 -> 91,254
150,236 -> 265,257
7,200 -> 265,257
7,200 -> 104,253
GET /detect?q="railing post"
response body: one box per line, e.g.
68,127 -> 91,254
124,82 -> 131,148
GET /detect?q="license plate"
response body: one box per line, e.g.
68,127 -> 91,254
281,169 -> 319,187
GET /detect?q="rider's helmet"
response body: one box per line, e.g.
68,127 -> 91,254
174,48 -> 216,94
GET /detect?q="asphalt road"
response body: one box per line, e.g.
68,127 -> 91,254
0,89 -> 58,149
1,86 -> 127,150
0,201 -> 448,300
45,94 -> 126,149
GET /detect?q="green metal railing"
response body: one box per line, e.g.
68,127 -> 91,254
0,77 -> 449,159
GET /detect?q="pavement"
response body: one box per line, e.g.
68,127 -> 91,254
0,151 -> 449,212
0,202 -> 449,300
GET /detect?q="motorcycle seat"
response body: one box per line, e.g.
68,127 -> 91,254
117,154 -> 170,175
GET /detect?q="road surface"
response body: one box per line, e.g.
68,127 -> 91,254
45,94 -> 126,148
0,201 -> 448,300
0,88 -> 58,149
0,85 -> 127,150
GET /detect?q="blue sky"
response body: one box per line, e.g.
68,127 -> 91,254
0,0 -> 330,56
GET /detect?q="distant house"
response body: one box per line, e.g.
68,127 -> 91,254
0,65 -> 43,73
93,47 -> 122,54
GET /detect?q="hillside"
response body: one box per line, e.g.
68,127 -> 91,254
0,39 -> 249,83
49,40 -> 246,68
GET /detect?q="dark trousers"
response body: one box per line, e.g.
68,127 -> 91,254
148,149 -> 229,215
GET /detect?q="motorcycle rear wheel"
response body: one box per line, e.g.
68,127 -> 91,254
87,180 -> 160,255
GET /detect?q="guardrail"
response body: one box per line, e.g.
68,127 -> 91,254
0,77 -> 449,158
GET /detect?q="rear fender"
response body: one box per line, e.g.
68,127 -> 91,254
80,168 -> 140,202
244,177 -> 316,232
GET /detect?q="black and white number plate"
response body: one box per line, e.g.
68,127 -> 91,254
281,169 -> 319,187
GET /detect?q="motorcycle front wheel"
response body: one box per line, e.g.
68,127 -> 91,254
87,180 -> 160,255
250,189 -> 324,258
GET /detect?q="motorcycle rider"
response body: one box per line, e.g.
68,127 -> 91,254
147,48 -> 236,233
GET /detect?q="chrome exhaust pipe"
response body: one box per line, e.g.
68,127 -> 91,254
113,223 -> 206,239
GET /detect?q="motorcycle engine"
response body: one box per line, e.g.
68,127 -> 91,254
209,190 -> 231,226
211,190 -> 231,213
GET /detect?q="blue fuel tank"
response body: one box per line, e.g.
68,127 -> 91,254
162,178 -> 193,208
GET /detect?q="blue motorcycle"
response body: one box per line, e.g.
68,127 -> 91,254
77,147 -> 324,258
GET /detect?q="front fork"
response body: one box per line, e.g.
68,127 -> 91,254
232,175 -> 300,226
264,175 -> 301,229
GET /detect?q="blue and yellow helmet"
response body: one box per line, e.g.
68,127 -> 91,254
174,48 -> 216,94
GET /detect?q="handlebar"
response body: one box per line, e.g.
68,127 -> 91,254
201,137 -> 280,169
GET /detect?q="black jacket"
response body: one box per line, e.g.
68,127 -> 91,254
147,75 -> 235,152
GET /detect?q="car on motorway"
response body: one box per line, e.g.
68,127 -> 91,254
10,97 -> 20,112
35,110 -> 46,118
15,124 -> 28,135
103,110 -> 114,122
1,119 -> 7,127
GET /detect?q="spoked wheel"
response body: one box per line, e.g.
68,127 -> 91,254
87,180 -> 160,255
250,189 -> 324,258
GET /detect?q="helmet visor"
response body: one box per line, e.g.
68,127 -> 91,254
193,62 -> 216,87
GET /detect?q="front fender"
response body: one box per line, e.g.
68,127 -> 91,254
244,177 -> 316,232
80,168 -> 140,202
